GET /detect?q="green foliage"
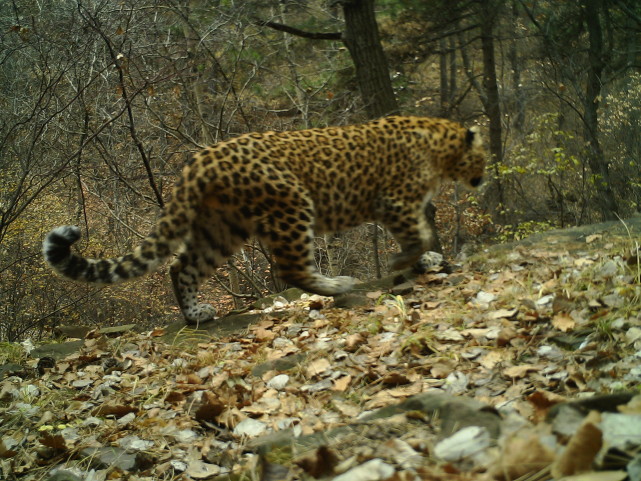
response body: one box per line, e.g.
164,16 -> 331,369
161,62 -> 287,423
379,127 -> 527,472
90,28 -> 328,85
601,73 -> 641,211
376,294 -> 407,318
501,113 -> 579,178
496,220 -> 556,243
378,0 -> 463,18
0,342 -> 24,364
496,112 -> 585,228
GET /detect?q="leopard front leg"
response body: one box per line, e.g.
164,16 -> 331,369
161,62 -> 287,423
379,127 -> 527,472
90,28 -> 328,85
380,200 -> 436,271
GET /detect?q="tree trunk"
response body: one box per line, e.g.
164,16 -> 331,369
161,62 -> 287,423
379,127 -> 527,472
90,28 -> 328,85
181,6 -> 214,145
459,2 -> 505,217
479,6 -> 503,168
508,0 -> 525,131
341,0 -> 399,117
582,0 -> 618,220
439,38 -> 450,117
449,35 -> 458,115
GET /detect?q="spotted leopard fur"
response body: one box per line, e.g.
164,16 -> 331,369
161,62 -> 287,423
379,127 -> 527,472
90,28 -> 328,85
43,116 -> 486,324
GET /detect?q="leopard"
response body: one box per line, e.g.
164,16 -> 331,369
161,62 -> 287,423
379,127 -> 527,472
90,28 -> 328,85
43,115 -> 486,325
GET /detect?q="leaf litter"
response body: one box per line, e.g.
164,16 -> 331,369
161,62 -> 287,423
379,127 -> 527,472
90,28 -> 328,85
1,223 -> 641,481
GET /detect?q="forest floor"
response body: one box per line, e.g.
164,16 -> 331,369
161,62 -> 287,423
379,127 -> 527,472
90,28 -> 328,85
2,216 -> 641,481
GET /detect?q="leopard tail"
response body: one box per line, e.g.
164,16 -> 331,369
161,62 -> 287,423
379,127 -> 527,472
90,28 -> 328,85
42,209 -> 192,285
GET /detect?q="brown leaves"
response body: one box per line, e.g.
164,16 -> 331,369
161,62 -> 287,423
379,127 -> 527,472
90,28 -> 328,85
551,411 -> 603,478
194,391 -> 225,422
502,363 -> 543,379
306,357 -> 331,377
4,228 -> 641,479
295,445 -> 340,478
489,426 -> 556,480
39,433 -> 68,451
93,403 -> 138,418
552,312 -> 576,332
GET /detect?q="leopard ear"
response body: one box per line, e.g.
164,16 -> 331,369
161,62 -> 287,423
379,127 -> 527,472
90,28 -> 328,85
466,126 -> 483,148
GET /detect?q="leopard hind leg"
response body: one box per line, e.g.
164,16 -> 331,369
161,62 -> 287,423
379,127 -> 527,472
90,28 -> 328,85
170,222 -> 243,325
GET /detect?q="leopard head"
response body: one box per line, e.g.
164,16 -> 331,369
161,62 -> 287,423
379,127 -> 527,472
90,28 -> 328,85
457,126 -> 486,189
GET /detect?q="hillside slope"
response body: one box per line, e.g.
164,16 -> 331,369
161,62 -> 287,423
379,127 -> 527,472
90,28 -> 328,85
2,216 -> 641,481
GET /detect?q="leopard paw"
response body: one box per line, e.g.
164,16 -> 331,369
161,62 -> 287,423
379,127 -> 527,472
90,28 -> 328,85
412,251 -> 444,274
309,275 -> 356,296
390,251 -> 423,271
184,303 -> 217,325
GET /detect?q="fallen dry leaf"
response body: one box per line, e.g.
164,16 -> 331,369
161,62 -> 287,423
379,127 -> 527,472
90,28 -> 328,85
39,433 -> 68,451
489,426 -> 555,480
332,375 -> 352,392
430,360 -> 456,378
552,411 -> 603,479
502,364 -> 542,379
381,371 -> 412,386
254,326 -> 276,342
527,390 -> 567,420
552,313 -> 576,332
496,326 -> 519,346
295,445 -> 339,478
365,382 -> 423,409
555,471 -> 628,481
617,394 -> 641,414
345,333 -> 367,351
488,308 -> 518,320
585,234 -> 603,244
306,358 -> 331,378
480,350 -> 512,370
93,404 -> 138,417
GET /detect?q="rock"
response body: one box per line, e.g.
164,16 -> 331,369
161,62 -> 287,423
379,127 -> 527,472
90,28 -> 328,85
252,288 -> 306,309
29,341 -> 84,361
546,392 -> 637,422
0,363 -> 27,381
390,281 -> 415,296
362,392 -> 502,440
248,392 -> 501,455
251,353 -> 306,378
79,446 -> 137,471
434,426 -> 492,462
267,374 -> 290,390
46,469 -> 84,481
234,418 -> 268,437
332,458 -> 395,481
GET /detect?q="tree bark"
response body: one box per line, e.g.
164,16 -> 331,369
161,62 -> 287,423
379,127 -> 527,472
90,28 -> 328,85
460,3 -> 505,216
449,35 -> 458,115
508,0 -> 525,131
478,3 -> 506,217
479,5 -> 503,168
439,38 -> 450,117
341,0 -> 399,117
582,0 -> 619,220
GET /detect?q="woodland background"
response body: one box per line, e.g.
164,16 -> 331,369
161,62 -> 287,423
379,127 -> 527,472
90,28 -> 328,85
2,0 -> 641,342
